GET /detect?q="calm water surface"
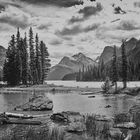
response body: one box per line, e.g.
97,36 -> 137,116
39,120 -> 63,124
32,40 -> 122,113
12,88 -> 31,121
0,81 -> 139,116
46,80 -> 140,88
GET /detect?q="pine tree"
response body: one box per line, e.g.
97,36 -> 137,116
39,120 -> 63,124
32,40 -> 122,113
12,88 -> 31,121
20,33 -> 28,85
29,27 -> 35,84
121,40 -> 127,88
40,41 -> 51,84
101,77 -> 110,94
15,28 -> 22,83
35,33 -> 41,84
111,45 -> 118,92
3,28 -> 51,86
3,35 -> 20,85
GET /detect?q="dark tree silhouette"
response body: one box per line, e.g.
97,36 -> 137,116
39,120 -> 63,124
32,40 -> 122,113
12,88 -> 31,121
40,41 -> 51,84
3,28 -> 51,86
121,40 -> 127,88
3,35 -> 20,85
111,45 -> 118,92
29,27 -> 36,84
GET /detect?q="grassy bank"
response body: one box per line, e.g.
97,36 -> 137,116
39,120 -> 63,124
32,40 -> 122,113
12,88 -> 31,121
2,112 -> 140,140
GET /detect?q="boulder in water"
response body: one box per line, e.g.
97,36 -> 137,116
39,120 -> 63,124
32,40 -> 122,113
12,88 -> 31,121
15,95 -> 53,111
50,111 -> 84,123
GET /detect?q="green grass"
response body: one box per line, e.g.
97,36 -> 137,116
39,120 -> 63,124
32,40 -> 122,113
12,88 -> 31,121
1,127 -> 65,140
2,112 -> 140,140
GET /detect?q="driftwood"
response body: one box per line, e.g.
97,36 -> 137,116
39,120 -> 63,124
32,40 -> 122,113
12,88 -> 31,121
4,112 -> 33,119
88,95 -> 95,98
0,113 -> 42,125
5,120 -> 42,125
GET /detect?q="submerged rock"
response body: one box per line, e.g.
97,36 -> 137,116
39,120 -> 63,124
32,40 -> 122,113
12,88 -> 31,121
88,95 -> 95,98
105,105 -> 111,108
15,95 -> 53,111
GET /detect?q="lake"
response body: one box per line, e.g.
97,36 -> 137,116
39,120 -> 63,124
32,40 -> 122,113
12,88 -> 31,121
0,81 -> 140,117
46,80 -> 140,88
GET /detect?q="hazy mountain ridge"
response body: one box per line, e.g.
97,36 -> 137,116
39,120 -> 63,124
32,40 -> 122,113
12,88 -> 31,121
99,37 -> 138,64
48,37 -> 140,80
0,46 -> 6,69
47,52 -> 97,80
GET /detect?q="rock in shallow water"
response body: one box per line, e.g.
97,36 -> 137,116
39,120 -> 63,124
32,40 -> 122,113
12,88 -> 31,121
51,111 -> 86,133
15,95 -> 53,111
114,122 -> 136,129
50,111 -> 83,123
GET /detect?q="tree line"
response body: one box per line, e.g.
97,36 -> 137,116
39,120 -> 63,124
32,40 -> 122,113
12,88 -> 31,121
3,27 -> 51,86
76,40 -> 129,89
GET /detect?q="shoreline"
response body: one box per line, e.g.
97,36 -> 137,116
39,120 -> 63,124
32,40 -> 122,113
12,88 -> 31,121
0,83 -> 101,94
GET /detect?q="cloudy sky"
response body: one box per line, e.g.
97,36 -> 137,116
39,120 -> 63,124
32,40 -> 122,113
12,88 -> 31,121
0,0 -> 140,65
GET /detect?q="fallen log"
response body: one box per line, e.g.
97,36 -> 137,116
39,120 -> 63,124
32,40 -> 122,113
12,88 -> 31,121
88,95 -> 95,98
4,112 -> 33,119
0,112 -> 52,120
0,113 -> 42,125
5,120 -> 42,125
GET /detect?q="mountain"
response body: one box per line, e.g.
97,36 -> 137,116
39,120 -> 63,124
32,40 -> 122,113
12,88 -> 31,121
99,46 -> 120,64
0,46 -> 6,80
128,39 -> 140,64
47,37 -> 139,80
0,46 -> 6,68
47,53 -> 97,80
99,38 -> 138,64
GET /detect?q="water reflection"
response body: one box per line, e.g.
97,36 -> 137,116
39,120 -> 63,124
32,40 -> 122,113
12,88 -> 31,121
0,92 -> 137,117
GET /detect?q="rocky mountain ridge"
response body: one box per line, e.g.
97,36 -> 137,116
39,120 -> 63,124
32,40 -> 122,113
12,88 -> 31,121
47,53 -> 97,80
48,37 -> 140,80
0,46 -> 6,80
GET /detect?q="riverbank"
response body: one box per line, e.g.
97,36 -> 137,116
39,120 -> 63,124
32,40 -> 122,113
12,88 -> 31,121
1,110 -> 140,140
0,83 -> 101,94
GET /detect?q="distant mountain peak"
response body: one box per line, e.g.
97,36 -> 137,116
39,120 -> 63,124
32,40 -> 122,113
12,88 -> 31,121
72,52 -> 85,58
126,37 -> 137,44
48,52 -> 97,80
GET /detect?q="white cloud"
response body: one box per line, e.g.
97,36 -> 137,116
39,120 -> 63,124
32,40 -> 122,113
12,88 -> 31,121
0,0 -> 140,65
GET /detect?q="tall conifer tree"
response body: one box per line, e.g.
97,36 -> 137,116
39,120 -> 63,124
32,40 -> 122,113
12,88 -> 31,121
29,27 -> 35,84
3,35 -> 20,85
40,41 -> 51,84
121,40 -> 127,88
111,45 -> 118,92
35,33 -> 41,84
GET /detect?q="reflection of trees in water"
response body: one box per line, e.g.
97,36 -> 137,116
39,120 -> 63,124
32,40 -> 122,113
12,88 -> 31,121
2,93 -> 31,111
